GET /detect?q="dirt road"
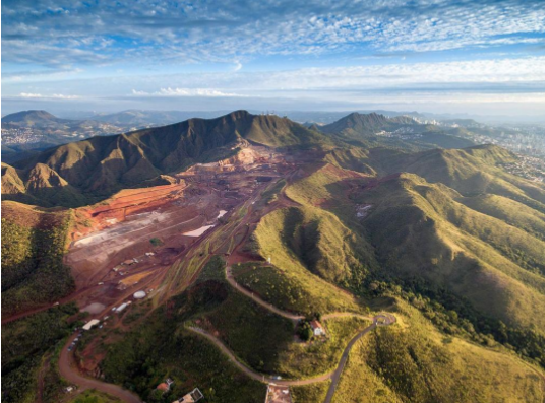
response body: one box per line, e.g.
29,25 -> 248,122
226,266 -> 304,322
188,326 -> 332,386
187,314 -> 395,393
223,263 -> 396,401
59,334 -> 142,403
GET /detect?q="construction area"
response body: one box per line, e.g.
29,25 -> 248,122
63,143 -> 294,321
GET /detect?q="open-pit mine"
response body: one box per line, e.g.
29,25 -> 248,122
63,144 -> 296,320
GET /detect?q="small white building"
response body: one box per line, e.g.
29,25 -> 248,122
133,290 -> 146,299
116,302 -> 128,313
172,388 -> 204,403
310,320 -> 325,336
82,319 -> 100,331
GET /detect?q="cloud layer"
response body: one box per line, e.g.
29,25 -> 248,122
2,0 -> 544,117
3,0 -> 544,68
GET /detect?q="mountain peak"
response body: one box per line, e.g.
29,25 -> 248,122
2,110 -> 58,123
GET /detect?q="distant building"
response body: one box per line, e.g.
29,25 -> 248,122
172,388 -> 204,403
133,290 -> 146,299
265,384 -> 292,403
310,320 -> 325,336
82,319 -> 100,331
157,378 -> 175,394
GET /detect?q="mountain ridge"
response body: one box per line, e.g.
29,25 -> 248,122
2,111 -> 330,206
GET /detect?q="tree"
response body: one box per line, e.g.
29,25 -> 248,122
150,238 -> 163,247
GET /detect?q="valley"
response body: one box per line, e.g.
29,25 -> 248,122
2,111 -> 545,403
4,2 -> 545,402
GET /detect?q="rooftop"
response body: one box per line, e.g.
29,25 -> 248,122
265,385 -> 292,403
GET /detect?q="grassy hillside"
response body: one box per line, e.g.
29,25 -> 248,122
333,300 -> 544,403
251,153 -> 545,367
231,262 -> 367,316
69,390 -> 122,403
353,173 -> 545,331
252,205 -> 370,311
1,201 -> 75,315
460,194 -> 545,241
198,278 -> 371,379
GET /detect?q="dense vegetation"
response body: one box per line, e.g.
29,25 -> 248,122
1,304 -> 80,403
291,382 -> 329,402
101,258 -> 266,402
1,206 -> 75,315
356,270 -> 545,370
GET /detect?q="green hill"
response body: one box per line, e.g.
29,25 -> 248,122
250,146 -> 545,331
246,144 -> 545,367
318,112 -> 475,150
354,173 -> 545,330
1,201 -> 75,316
334,299 -> 544,403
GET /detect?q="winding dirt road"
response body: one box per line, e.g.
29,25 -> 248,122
187,314 -> 394,399
226,266 -> 305,322
190,264 -> 396,402
59,334 -> 142,403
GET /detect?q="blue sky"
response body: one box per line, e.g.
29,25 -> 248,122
2,0 -> 545,118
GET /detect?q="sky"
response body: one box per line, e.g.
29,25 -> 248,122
2,0 -> 545,120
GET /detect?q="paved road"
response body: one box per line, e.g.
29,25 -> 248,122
323,314 -> 395,403
59,334 -> 142,403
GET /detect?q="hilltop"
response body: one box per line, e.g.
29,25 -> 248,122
318,112 -> 475,150
2,111 -> 333,207
2,110 -> 62,125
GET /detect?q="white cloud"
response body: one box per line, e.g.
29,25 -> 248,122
51,93 -> 80,99
233,61 -> 243,72
131,87 -> 247,97
3,0 -> 544,68
123,56 -> 545,93
19,92 -> 43,97
18,92 -> 80,99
